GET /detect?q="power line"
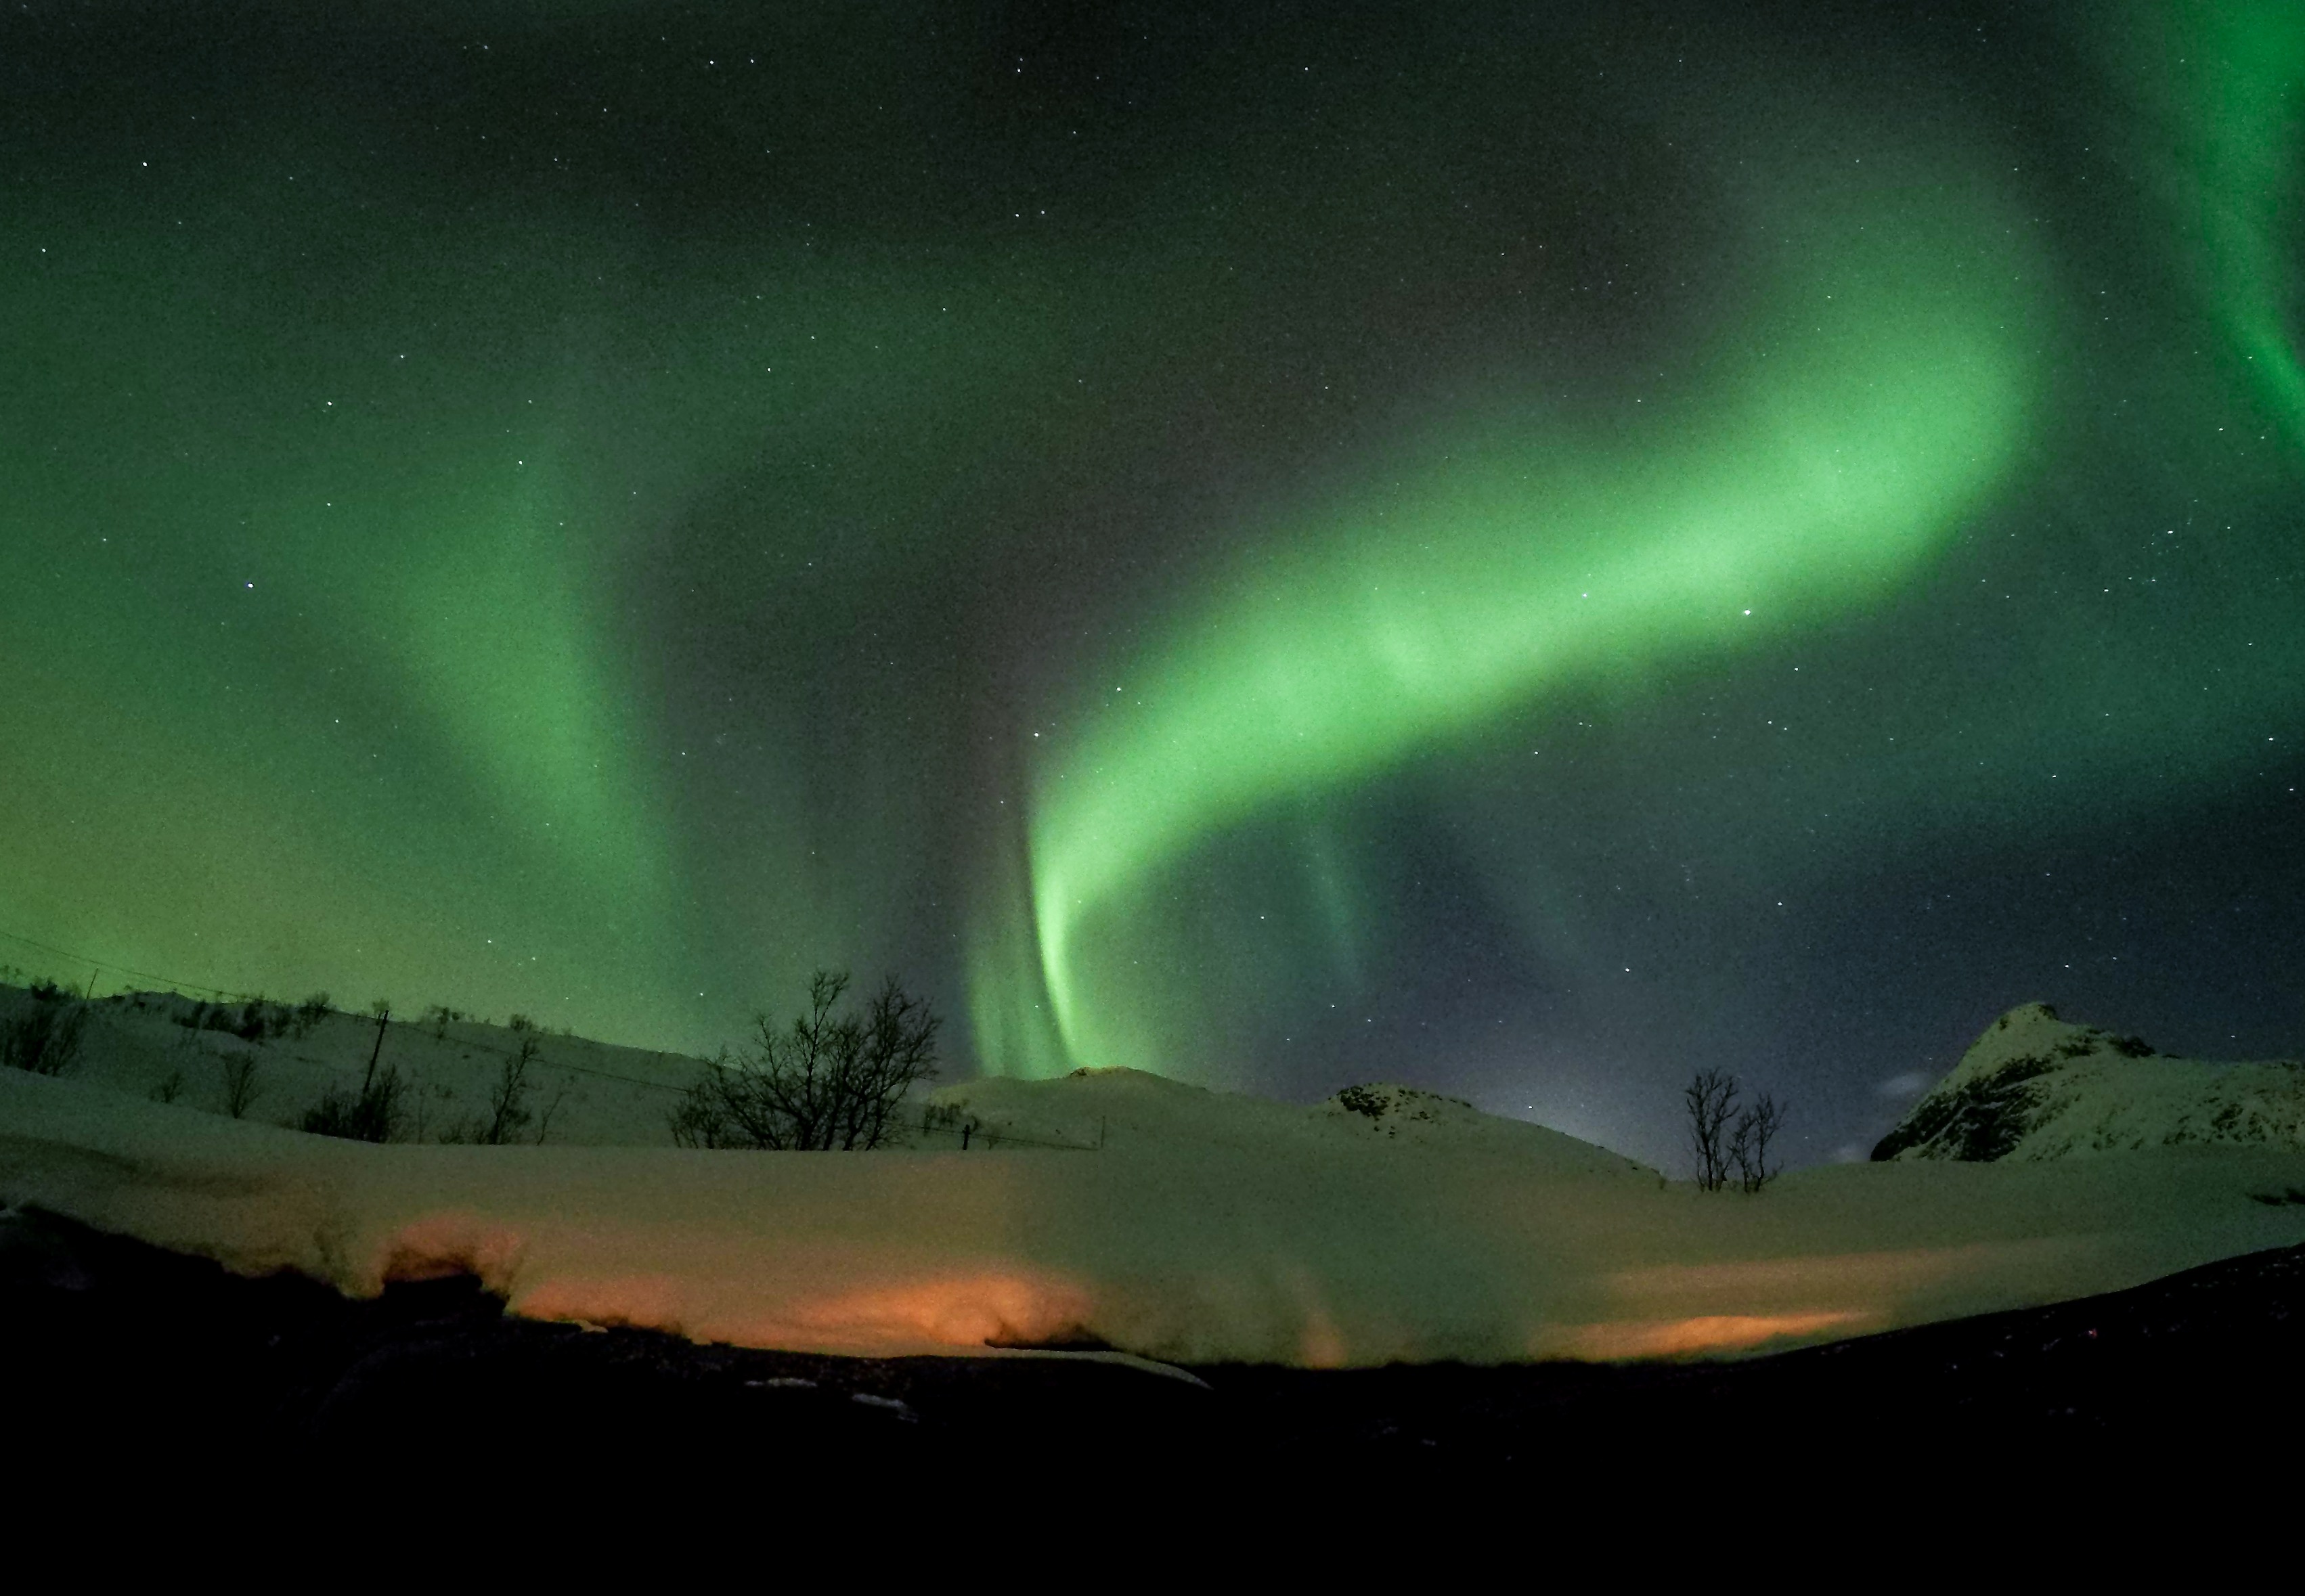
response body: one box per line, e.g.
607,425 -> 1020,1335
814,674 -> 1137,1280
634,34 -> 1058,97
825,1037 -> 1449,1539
0,927 -> 243,998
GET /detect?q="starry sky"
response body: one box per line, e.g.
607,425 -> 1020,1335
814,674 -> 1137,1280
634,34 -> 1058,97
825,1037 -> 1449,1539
3,1 -> 2300,1168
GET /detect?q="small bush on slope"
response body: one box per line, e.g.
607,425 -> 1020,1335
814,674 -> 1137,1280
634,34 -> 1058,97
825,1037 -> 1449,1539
1,998 -> 89,1076
219,1051 -> 263,1118
291,993 -> 332,1038
301,1069 -> 405,1143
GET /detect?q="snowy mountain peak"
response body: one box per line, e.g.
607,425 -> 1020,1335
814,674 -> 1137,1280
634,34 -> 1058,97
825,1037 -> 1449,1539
1935,1002 -> 2155,1092
1874,1004 -> 2298,1163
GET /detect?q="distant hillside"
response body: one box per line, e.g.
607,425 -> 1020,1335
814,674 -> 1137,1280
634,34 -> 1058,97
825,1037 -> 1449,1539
923,1067 -> 1659,1175
0,983 -> 708,1147
0,983 -> 1654,1171
1874,1002 -> 2305,1162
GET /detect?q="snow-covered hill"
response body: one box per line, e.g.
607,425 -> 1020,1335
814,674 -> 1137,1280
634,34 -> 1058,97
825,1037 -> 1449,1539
0,985 -> 706,1147
919,1069 -> 1656,1176
1874,1002 -> 2305,1161
11,981 -> 2305,1367
1,983 -> 1656,1173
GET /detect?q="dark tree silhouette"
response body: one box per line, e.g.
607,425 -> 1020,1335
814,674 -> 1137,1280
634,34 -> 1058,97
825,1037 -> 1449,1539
672,971 -> 941,1151
1,992 -> 88,1076
1730,1091 -> 1788,1193
219,1051 -> 262,1118
1684,1067 -> 1739,1192
291,992 -> 332,1038
477,1029 -> 542,1145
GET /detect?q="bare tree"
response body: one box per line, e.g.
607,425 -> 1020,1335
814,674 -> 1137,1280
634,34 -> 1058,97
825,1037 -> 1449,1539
1,995 -> 89,1076
533,1077 -> 571,1145
219,1050 -> 263,1117
1730,1092 -> 1788,1193
477,1031 -> 541,1145
291,992 -> 334,1037
1684,1067 -> 1739,1192
670,971 -> 941,1151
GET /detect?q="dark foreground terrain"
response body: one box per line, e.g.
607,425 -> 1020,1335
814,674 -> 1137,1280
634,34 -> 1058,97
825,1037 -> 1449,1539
5,1205 -> 2299,1485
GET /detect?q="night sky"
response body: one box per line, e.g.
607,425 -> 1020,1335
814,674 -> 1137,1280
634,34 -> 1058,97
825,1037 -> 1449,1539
4,1 -> 2300,1169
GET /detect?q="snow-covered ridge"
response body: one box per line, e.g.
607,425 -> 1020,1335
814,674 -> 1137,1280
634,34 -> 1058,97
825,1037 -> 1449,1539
10,1057 -> 2305,1367
1874,1002 -> 2305,1162
923,1068 -> 1656,1176
0,986 -> 1652,1174
0,985 -> 710,1146
10,983 -> 2305,1367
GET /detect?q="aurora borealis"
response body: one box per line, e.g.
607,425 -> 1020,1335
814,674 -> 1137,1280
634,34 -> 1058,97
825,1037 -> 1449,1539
4,1 -> 2301,1167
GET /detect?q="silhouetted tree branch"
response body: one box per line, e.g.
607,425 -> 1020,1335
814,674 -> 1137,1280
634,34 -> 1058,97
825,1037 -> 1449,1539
1684,1067 -> 1738,1192
1730,1091 -> 1788,1193
671,971 -> 941,1151
477,1031 -> 542,1145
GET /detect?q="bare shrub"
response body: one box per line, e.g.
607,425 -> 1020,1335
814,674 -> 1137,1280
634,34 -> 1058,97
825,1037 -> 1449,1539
232,997 -> 285,1043
667,1088 -> 734,1149
2,997 -> 89,1076
410,1075 -> 456,1142
301,1068 -> 404,1142
671,971 -> 940,1151
150,1069 -> 185,1104
219,1050 -> 263,1118
292,992 -> 332,1037
533,1078 -> 569,1145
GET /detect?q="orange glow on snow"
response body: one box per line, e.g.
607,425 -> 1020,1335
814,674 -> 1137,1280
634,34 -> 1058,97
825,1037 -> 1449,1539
1540,1241 -> 2087,1360
785,1269 -> 1097,1351
1558,1309 -> 1874,1360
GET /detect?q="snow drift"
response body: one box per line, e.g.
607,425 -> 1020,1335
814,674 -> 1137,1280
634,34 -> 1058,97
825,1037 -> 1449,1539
8,1059 -> 2305,1367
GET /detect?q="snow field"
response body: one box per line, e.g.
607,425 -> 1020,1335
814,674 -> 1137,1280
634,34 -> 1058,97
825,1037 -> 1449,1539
7,1060 -> 2305,1367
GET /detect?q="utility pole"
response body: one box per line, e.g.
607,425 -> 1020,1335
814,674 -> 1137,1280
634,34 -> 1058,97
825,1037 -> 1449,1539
363,1001 -> 391,1093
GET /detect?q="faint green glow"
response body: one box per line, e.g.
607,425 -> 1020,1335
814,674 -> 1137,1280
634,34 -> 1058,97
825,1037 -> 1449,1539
0,187 -> 1082,1049
364,439 -> 669,914
1009,182 -> 2040,1078
2169,1 -> 2305,448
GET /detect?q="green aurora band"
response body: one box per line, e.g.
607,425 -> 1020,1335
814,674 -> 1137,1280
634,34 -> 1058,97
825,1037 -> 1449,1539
998,174 -> 2044,1080
2152,1 -> 2305,451
5,8 -> 2299,1085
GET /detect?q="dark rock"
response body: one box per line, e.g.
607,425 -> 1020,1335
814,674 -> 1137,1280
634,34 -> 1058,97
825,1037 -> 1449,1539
5,1205 -> 2302,1482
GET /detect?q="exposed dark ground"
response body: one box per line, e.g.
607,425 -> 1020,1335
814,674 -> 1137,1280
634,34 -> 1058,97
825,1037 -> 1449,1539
5,1205 -> 2299,1487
